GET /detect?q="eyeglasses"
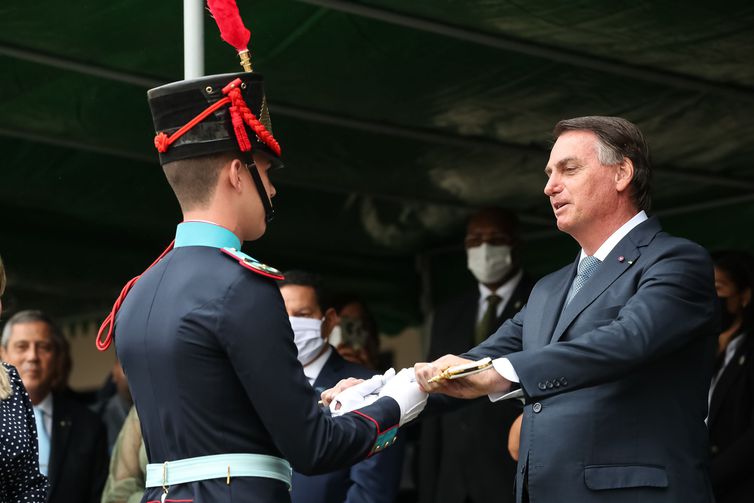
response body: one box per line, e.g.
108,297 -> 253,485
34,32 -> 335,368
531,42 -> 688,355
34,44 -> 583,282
464,234 -> 514,248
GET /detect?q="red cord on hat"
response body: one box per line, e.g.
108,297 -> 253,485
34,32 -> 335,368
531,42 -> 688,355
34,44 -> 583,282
153,78 -> 280,157
96,241 -> 175,351
223,78 -> 281,156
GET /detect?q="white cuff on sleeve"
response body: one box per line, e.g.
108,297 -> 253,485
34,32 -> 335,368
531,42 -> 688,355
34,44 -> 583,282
488,357 -> 520,402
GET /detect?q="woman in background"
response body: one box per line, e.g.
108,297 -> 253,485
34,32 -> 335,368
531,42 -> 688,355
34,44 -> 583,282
708,250 -> 754,503
0,255 -> 49,502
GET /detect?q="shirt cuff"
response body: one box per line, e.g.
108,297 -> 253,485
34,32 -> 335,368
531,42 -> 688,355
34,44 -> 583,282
488,357 -> 520,402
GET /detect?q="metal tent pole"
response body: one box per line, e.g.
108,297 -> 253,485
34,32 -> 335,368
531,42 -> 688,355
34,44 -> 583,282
184,0 -> 204,79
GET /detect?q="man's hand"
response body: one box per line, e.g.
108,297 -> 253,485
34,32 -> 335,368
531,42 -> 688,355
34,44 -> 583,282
415,354 -> 511,399
320,378 -> 364,408
325,369 -> 397,415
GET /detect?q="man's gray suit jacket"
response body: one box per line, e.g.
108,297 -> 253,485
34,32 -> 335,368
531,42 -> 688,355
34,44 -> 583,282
465,217 -> 718,503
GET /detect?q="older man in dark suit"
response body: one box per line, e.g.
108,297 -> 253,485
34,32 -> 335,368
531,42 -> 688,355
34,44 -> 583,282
1,310 -> 108,503
416,116 -> 718,503
418,208 -> 532,503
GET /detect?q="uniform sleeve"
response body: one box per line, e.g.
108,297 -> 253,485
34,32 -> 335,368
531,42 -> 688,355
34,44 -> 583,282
219,275 -> 401,475
101,406 -> 145,503
344,435 -> 405,503
5,365 -> 49,502
505,241 -> 717,399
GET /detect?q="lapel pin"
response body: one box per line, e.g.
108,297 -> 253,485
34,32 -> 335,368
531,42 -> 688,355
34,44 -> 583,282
628,260 -> 634,265
618,256 -> 625,263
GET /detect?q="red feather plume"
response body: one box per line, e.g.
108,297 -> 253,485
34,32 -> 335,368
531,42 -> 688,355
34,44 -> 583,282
207,0 -> 251,52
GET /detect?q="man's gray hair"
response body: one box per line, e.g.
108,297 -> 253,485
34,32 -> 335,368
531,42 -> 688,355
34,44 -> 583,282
554,116 -> 652,212
1,310 -> 66,353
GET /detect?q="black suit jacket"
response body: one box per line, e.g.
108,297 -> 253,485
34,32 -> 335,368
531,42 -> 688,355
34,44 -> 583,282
291,350 -> 404,503
708,331 -> 754,503
48,391 -> 108,503
417,273 -> 533,503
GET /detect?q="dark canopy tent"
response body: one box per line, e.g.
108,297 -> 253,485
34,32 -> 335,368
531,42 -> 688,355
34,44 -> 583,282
2,1 -> 754,333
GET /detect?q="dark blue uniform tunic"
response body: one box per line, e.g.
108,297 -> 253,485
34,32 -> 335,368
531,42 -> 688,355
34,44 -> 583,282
115,222 -> 400,503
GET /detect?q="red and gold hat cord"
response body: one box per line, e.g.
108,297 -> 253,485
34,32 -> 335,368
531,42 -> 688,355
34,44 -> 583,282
153,78 -> 281,157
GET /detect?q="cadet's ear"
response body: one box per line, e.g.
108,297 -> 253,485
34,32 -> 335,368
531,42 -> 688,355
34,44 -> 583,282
226,158 -> 245,192
615,158 -> 634,193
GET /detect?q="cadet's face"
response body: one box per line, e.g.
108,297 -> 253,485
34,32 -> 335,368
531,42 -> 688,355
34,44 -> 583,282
242,154 -> 277,240
1,321 -> 58,400
280,285 -> 323,319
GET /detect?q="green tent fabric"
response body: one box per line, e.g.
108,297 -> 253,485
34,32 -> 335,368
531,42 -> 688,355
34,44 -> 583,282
2,1 -> 754,332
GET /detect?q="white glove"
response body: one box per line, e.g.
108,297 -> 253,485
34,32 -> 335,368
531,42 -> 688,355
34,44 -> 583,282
378,368 -> 428,425
330,368 -> 396,416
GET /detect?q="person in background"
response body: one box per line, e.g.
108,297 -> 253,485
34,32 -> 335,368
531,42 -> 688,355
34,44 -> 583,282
329,294 -> 383,370
1,309 -> 108,503
707,250 -> 754,503
0,255 -> 49,502
417,207 -> 533,503
100,406 -> 146,503
96,360 -> 133,453
279,271 -> 404,503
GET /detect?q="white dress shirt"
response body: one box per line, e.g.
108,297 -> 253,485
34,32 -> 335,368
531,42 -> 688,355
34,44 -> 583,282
490,211 -> 648,399
477,270 -> 524,322
302,346 -> 333,386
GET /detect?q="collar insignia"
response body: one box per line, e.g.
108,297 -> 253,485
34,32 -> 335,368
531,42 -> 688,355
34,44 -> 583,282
221,247 -> 284,280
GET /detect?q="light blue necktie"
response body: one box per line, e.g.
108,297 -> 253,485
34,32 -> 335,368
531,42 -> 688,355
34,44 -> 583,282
565,255 -> 601,306
33,407 -> 50,476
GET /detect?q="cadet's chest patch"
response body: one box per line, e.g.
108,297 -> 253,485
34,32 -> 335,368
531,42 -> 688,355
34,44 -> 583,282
221,247 -> 284,280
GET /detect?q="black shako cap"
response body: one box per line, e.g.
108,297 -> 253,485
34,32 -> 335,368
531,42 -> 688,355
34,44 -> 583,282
147,72 -> 279,166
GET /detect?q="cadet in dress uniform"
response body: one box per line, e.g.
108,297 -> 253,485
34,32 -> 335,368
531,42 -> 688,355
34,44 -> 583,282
94,32 -> 425,503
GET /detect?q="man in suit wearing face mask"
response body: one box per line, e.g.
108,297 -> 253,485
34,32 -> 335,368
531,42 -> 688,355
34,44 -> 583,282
417,208 -> 533,503
278,271 -> 405,503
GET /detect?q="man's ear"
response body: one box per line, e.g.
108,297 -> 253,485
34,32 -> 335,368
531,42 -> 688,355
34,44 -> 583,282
615,158 -> 634,193
226,158 -> 245,193
322,308 -> 339,341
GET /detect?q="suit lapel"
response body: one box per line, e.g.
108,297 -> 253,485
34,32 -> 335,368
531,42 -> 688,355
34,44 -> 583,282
708,335 -> 750,426
312,349 -> 342,390
498,275 -> 530,324
550,218 -> 661,344
535,263 -> 576,348
48,393 -> 73,490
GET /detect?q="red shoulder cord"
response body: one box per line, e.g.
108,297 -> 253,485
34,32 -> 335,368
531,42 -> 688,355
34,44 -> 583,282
153,78 -> 281,157
95,241 -> 174,351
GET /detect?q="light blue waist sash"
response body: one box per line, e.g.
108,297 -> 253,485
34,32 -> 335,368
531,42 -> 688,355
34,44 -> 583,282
145,453 -> 292,489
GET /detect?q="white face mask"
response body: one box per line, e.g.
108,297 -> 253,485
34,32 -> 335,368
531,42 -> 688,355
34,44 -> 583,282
467,243 -> 514,284
289,316 -> 327,366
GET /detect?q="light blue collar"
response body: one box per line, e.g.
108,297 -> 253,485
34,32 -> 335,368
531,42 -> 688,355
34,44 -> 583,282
174,221 -> 242,250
